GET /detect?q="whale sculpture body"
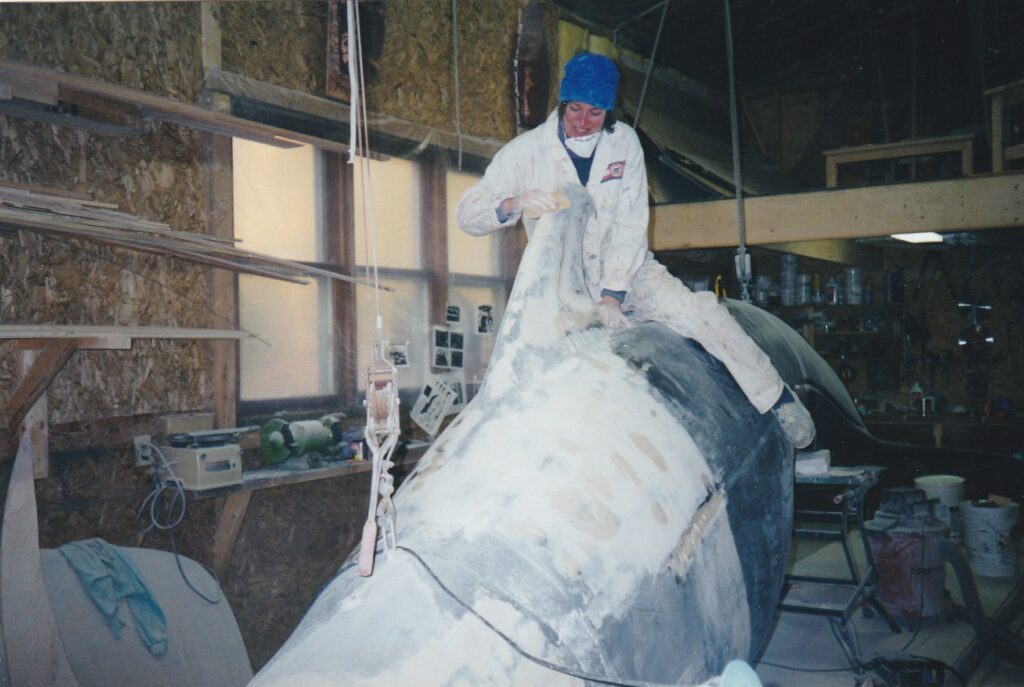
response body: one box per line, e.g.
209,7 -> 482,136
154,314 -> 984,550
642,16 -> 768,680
250,186 -> 793,686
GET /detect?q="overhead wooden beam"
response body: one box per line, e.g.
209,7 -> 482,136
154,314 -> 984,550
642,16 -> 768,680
651,173 -> 1024,250
0,59 -> 347,152
761,240 -> 883,268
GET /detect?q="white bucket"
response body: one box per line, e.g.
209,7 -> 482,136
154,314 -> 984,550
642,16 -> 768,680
961,499 -> 1020,577
915,474 -> 966,507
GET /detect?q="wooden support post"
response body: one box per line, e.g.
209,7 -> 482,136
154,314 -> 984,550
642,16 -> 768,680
324,151 -> 358,406
6,340 -> 77,432
203,132 -> 238,429
201,2 -> 222,75
212,491 -> 252,577
421,149 -> 449,328
17,350 -> 49,479
992,91 -> 1005,174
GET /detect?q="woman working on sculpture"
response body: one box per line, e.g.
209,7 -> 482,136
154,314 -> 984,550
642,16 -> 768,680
457,51 -> 815,448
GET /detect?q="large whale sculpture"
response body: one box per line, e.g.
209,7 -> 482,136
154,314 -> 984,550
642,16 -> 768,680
250,185 -> 792,686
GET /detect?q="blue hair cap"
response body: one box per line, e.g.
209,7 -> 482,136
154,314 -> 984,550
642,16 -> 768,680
559,52 -> 619,111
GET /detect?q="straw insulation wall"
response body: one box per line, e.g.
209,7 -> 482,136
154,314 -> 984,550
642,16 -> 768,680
0,2 -> 208,435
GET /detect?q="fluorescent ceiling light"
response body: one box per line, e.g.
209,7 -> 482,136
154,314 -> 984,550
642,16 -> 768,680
890,232 -> 944,244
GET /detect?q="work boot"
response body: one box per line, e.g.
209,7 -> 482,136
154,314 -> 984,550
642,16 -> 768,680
771,386 -> 816,449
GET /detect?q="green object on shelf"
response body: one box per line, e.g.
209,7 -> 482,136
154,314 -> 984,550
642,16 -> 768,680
259,418 -> 290,465
259,417 -> 344,466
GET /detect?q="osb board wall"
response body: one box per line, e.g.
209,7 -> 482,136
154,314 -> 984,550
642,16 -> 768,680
0,2 -> 202,100
0,0 -> 210,432
219,0 -> 533,142
220,0 -> 327,95
368,0 -> 523,141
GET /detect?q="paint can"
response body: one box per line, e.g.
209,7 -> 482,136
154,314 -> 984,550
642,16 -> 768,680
865,487 -> 947,620
961,499 -> 1020,577
914,474 -> 966,542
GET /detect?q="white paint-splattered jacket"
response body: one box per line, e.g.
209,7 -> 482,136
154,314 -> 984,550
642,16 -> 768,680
457,109 -> 649,300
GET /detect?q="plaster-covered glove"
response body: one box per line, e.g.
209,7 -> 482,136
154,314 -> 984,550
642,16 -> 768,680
510,189 -> 561,219
597,298 -> 631,329
771,385 -> 816,449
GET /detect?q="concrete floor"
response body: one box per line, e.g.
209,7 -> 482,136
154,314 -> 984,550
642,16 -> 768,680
754,533 -> 1024,686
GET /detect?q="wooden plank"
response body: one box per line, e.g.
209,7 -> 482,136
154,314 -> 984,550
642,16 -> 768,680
18,350 -> 49,480
651,173 -> 1024,250
0,433 -> 80,686
212,491 -> 251,577
0,325 -> 246,340
5,340 -> 77,430
0,68 -> 58,105
0,204 -> 385,288
762,240 -> 883,269
203,132 -> 238,430
421,149 -> 449,329
201,2 -> 222,75
0,100 -> 147,138
189,445 -> 430,501
1005,143 -> 1024,161
16,336 -> 132,350
0,59 -> 348,153
822,134 -> 976,160
324,151 -> 359,406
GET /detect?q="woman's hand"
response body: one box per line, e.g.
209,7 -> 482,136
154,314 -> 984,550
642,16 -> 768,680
597,295 -> 631,329
503,189 -> 561,219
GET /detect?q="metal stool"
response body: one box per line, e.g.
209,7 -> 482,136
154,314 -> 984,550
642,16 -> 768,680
779,466 -> 901,672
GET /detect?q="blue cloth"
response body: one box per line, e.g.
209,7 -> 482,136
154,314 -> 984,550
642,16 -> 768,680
559,52 -> 619,110
59,538 -> 168,656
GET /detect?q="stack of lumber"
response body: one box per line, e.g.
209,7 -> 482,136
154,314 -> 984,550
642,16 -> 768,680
0,183 -> 369,286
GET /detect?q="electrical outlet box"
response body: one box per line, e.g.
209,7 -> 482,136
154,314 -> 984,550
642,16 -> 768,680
134,435 -> 153,467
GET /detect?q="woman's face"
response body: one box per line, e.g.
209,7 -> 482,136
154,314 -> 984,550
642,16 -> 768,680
563,101 -> 606,138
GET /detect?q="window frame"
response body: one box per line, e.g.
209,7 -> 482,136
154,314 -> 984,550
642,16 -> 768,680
234,145 -> 516,422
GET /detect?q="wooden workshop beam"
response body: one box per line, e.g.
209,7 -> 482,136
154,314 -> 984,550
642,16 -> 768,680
203,131 -> 238,430
0,59 -> 347,152
650,172 -> 1024,250
5,340 -> 77,431
0,325 -> 248,340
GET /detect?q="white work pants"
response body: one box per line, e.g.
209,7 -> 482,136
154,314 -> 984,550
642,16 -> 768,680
624,256 -> 784,414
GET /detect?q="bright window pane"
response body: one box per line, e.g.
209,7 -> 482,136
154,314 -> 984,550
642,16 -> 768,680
354,157 -> 421,269
356,276 -> 429,391
233,140 -> 320,260
239,276 -> 334,400
233,138 -> 333,401
447,171 -> 501,276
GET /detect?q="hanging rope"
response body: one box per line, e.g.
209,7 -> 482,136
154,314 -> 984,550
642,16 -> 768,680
451,0 -> 463,171
346,0 -> 401,578
723,0 -> 751,303
633,0 -> 671,130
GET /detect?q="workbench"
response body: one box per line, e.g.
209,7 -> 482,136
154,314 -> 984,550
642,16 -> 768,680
193,442 -> 430,576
